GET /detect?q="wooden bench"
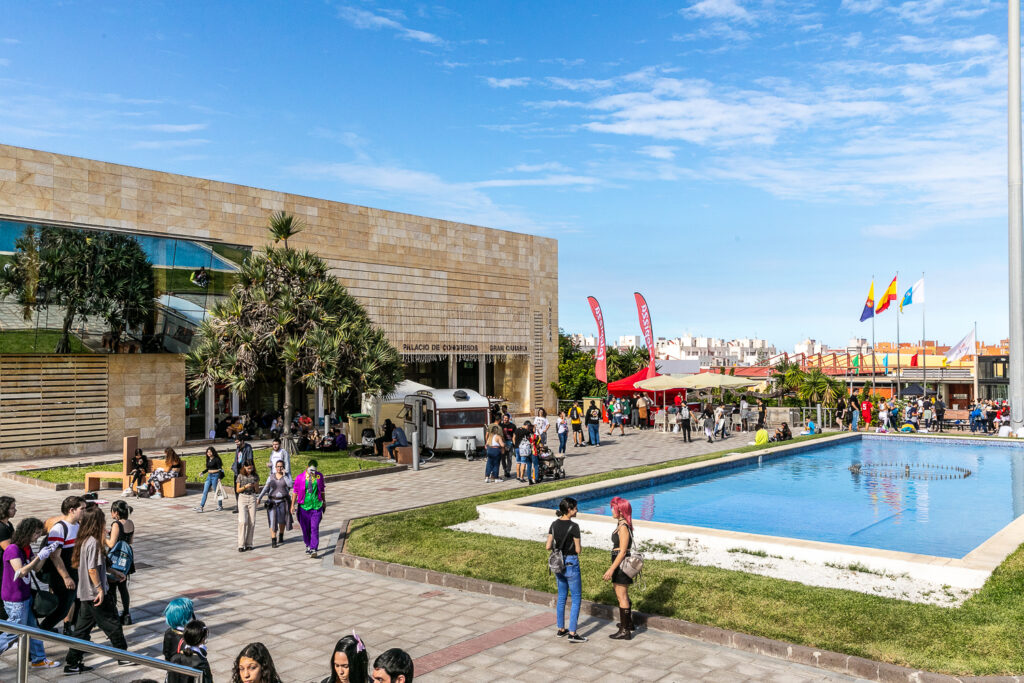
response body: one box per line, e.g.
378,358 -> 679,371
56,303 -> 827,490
85,436 -> 134,492
393,446 -> 414,465
939,409 -> 970,431
149,458 -> 188,498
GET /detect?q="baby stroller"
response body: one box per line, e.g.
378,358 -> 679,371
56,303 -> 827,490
535,447 -> 566,481
358,427 -> 376,456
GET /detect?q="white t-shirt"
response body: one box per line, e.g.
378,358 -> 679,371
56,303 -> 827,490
557,417 -> 568,433
999,425 -> 1013,437
534,416 -> 550,434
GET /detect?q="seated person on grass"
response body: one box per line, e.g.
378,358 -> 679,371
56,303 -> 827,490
754,428 -> 769,445
800,419 -> 816,435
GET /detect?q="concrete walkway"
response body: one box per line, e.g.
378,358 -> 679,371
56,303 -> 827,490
0,427 -> 865,682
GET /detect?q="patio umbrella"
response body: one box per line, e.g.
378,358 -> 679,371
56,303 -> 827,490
634,375 -> 693,419
667,373 -> 759,390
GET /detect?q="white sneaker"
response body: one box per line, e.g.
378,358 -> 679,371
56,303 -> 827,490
122,488 -> 132,496
154,492 -> 163,498
484,478 -> 491,483
30,658 -> 60,669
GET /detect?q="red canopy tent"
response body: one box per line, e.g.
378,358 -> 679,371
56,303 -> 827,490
606,368 -> 687,400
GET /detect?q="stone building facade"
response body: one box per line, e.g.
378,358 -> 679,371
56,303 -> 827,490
0,144 -> 558,456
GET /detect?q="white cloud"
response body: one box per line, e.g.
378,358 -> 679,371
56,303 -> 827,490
541,57 -> 586,67
509,162 -> 570,172
1,38 -> 19,44
639,145 -> 677,160
472,175 -> 599,188
336,6 -> 443,45
894,33 -> 999,54
840,0 -> 885,12
546,76 -> 616,91
129,138 -> 209,149
844,32 -> 863,48
672,23 -> 751,44
682,0 -> 753,22
485,77 -> 531,88
140,123 -> 208,132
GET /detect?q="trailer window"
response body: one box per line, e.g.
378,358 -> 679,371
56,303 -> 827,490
426,409 -> 434,427
438,409 -> 488,428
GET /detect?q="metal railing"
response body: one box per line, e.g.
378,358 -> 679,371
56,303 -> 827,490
0,619 -> 200,682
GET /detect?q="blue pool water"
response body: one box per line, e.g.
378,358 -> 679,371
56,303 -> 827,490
535,436 -> 1024,558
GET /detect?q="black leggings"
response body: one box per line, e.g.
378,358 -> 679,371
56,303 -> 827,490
111,578 -> 131,614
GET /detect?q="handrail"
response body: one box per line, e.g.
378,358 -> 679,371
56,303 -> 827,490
0,619 -> 201,682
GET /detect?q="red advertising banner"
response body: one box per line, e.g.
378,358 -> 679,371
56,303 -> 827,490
587,296 -> 607,383
634,292 -> 656,378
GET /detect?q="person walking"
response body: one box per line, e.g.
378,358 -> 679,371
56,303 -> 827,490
39,495 -> 85,634
585,401 -> 601,447
534,408 -> 550,448
0,495 -> 14,622
603,496 -> 635,641
292,460 -> 326,557
195,446 -> 224,513
484,425 -> 504,483
702,405 -> 715,443
106,500 -> 136,624
162,597 -> 196,661
849,393 -> 861,432
267,438 -> 291,478
500,414 -> 517,479
556,411 -> 569,454
231,436 -> 256,514
235,462 -> 259,552
322,633 -> 370,683
0,517 -> 61,668
256,460 -> 293,548
569,401 -> 585,447
64,506 -> 130,674
678,402 -> 691,442
756,398 -> 766,430
547,497 -> 586,643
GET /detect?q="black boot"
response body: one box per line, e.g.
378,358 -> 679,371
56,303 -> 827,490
277,531 -> 284,544
609,607 -> 632,640
120,611 -> 132,625
271,537 -> 278,548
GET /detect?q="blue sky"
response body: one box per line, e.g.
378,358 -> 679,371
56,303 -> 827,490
0,0 -> 1011,350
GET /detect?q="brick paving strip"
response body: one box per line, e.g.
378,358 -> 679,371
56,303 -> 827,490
413,612 -> 555,675
333,516 -> 1023,683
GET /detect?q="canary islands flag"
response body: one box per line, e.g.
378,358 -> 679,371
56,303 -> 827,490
860,281 -> 875,322
899,278 -> 924,313
876,275 -> 898,314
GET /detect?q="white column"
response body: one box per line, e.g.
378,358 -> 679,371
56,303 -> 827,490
230,390 -> 239,416
316,386 -> 325,429
204,386 -> 215,438
478,356 -> 487,395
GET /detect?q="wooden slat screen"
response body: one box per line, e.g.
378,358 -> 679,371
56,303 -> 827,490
0,355 -> 109,448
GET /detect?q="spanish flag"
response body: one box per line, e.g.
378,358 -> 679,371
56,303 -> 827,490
859,281 -> 875,322
875,275 -> 898,314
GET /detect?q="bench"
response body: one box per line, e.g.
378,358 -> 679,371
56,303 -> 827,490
149,458 -> 188,498
85,471 -> 128,492
938,409 -> 970,431
393,446 -> 414,465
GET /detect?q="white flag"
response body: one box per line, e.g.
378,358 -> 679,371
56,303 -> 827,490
945,328 -> 976,363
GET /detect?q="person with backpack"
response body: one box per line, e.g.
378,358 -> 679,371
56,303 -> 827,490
568,401 -> 584,447
162,597 -> 196,661
105,500 -> 135,625
515,421 -> 534,483
168,620 -> 213,683
39,495 -> 85,634
546,497 -> 585,643
678,402 -> 692,442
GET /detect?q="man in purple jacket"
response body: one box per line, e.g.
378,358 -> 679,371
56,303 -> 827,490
291,460 -> 326,558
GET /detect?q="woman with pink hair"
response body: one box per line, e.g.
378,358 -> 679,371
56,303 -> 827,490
602,496 -> 635,640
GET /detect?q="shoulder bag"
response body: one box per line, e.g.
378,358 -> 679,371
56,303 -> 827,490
30,572 -> 59,620
547,524 -> 568,574
619,527 -> 645,579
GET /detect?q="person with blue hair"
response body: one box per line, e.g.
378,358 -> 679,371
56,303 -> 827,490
162,597 -> 196,661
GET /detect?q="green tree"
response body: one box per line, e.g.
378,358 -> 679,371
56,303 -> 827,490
770,359 -> 806,403
550,330 -> 603,399
798,368 -> 845,407
186,214 -> 403,449
92,232 -> 155,351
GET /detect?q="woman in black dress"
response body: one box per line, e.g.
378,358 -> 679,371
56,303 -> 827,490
602,496 -> 635,640
106,500 -> 135,624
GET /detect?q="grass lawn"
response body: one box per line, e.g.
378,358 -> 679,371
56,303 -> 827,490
0,329 -> 88,353
346,434 -> 1024,676
16,447 -> 391,485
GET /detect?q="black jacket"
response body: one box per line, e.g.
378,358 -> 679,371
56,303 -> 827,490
231,442 -> 255,476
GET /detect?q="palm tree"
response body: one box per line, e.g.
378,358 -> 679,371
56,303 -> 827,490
770,359 -> 805,403
187,213 -> 402,451
798,368 -> 844,407
268,211 -> 304,249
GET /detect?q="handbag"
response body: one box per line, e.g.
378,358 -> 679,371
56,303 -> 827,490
547,524 -> 568,575
30,573 -> 59,620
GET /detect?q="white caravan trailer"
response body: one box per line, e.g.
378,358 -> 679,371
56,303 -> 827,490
403,388 -> 489,460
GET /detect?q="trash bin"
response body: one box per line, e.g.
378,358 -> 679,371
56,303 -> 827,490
348,413 -> 373,441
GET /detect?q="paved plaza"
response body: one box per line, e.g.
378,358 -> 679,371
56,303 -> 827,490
0,428 -> 865,682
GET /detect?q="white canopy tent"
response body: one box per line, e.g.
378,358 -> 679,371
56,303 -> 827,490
362,380 -> 434,431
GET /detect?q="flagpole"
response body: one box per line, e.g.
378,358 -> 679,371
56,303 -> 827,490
871,274 -> 877,390
1010,0 -> 1024,430
896,280 -> 902,401
921,270 -> 927,398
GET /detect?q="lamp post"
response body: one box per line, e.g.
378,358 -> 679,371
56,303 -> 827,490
1009,0 -> 1024,431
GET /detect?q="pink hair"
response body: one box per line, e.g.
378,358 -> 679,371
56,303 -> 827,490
610,496 -> 633,529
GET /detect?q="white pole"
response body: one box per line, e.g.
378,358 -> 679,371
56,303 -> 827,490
1009,0 -> 1024,430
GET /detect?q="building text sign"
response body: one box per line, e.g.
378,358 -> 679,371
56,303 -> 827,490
401,343 -> 528,353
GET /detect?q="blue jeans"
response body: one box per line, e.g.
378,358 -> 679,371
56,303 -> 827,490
485,447 -> 502,479
525,453 -> 541,482
1,598 -> 47,662
588,424 -> 600,445
199,472 -> 220,508
851,412 -> 859,430
555,556 -> 582,632
558,431 -> 567,453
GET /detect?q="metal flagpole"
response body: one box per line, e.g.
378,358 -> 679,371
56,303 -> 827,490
871,274 -> 877,390
896,272 -> 902,400
921,270 -> 927,397
1009,0 -> 1024,431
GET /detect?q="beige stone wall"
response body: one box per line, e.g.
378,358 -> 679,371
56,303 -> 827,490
0,144 -> 559,410
107,353 -> 185,451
